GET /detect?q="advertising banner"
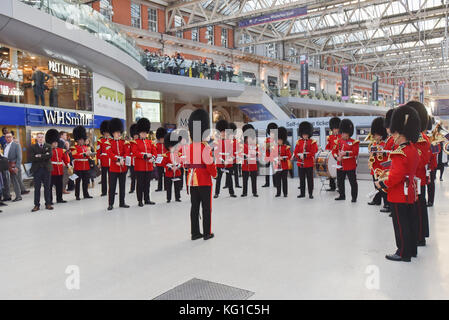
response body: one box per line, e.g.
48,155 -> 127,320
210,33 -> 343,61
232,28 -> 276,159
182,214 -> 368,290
239,104 -> 275,121
372,76 -> 378,101
238,6 -> 307,28
93,73 -> 126,120
341,66 -> 349,101
300,55 -> 309,95
399,81 -> 405,104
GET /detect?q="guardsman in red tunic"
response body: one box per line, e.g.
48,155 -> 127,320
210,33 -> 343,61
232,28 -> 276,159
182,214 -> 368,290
128,123 -> 139,194
96,120 -> 111,196
294,121 -> 318,199
241,124 -> 259,197
262,122 -> 278,188
407,101 -> 431,246
162,133 -> 183,203
333,119 -> 359,202
377,105 -> 420,262
427,118 -> 439,207
132,118 -> 157,207
185,109 -> 217,241
46,129 -> 70,204
106,118 -> 130,211
367,117 -> 390,213
71,126 -> 93,200
325,117 -> 341,191
228,122 -> 242,189
272,127 -> 291,197
213,119 -> 236,198
155,127 -> 167,192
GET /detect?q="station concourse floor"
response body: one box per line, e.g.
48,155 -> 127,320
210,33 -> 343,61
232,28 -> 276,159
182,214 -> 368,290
0,173 -> 449,300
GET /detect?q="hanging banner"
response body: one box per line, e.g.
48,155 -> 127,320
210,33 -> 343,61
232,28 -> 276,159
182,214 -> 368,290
372,75 -> 379,101
399,81 -> 405,105
238,6 -> 308,28
419,85 -> 424,103
341,66 -> 349,101
300,54 -> 309,95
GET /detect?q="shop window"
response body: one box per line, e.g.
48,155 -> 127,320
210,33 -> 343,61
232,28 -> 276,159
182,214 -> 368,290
148,8 -> 158,32
221,29 -> 228,48
0,44 -> 92,111
131,3 -> 141,29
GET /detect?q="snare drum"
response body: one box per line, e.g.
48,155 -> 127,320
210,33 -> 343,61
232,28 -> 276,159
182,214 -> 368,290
315,151 -> 337,178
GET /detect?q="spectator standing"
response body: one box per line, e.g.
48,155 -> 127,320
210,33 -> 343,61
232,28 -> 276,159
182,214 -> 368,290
3,133 -> 23,202
0,127 -> 8,150
30,132 -> 53,212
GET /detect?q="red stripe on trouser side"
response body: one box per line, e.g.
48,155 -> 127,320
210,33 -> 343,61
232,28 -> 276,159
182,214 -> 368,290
395,204 -> 404,257
210,186 -> 213,234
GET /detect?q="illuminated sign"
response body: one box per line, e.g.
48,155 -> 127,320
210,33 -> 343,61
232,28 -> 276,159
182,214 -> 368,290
43,109 -> 93,126
48,60 -> 80,78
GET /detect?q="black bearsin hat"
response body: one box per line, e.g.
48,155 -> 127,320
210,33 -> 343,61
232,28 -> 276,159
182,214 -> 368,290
406,101 -> 428,132
156,127 -> 167,140
298,121 -> 313,137
129,123 -> 138,137
370,117 -> 387,140
188,109 -> 210,142
384,108 -> 394,129
390,105 -> 420,143
229,122 -> 237,131
266,122 -> 278,135
427,116 -> 434,131
329,117 -> 341,130
73,126 -> 87,141
242,124 -> 255,140
109,118 -> 124,134
45,129 -> 59,144
164,132 -> 181,150
100,120 -> 110,135
278,126 -> 288,144
215,119 -> 229,132
136,117 -> 151,134
339,119 -> 354,136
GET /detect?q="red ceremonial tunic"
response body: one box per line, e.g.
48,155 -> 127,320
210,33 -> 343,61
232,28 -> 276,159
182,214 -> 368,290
51,147 -> 70,176
214,139 -> 234,168
156,142 -> 167,167
162,151 -> 183,178
413,133 -> 431,186
71,144 -> 91,171
332,138 -> 360,171
107,139 -> 129,173
132,139 -> 157,172
380,142 -> 419,204
241,143 -> 258,172
185,142 -> 217,187
272,144 -> 291,171
325,134 -> 340,152
96,137 -> 111,168
368,140 -> 387,176
294,138 -> 318,168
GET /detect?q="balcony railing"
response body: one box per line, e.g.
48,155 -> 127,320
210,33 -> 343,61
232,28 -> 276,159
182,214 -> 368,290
19,0 -> 145,64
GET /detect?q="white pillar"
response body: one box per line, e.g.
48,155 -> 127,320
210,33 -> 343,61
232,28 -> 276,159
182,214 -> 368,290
209,96 -> 213,131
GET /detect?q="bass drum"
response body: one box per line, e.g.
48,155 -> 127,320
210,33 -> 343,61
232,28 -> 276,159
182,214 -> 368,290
315,151 -> 337,178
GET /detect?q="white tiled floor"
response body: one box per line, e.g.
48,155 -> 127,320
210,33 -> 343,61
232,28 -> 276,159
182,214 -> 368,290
1,173 -> 449,299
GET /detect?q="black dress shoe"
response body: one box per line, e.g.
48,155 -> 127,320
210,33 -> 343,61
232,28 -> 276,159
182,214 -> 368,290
0,202 -> 6,206
84,195 -> 93,199
262,184 -> 269,188
335,196 -> 345,201
203,233 -> 214,240
284,195 -> 288,197
138,202 -> 144,207
253,194 -> 259,197
21,190 -> 30,195
385,253 -> 410,262
101,193 -> 107,197
129,190 -> 134,194
223,186 -> 228,189
368,201 -> 381,206
167,200 -> 171,203
351,199 -> 357,203
309,195 -> 314,199
427,202 -> 433,207
176,199 -> 181,202
3,197 -> 11,201
119,204 -> 130,208
12,198 -> 22,202
380,207 -> 391,213
214,194 -> 219,199
389,213 -> 392,217
236,185 -> 242,188
275,194 -> 281,197
57,200 -> 67,203
107,206 -> 113,211
145,201 -> 156,205
241,194 -> 247,197
297,194 -> 305,198
326,188 -> 336,192
191,233 -> 203,241
76,197 -> 81,201
417,240 -> 426,247
155,189 -> 163,192
230,194 -> 237,198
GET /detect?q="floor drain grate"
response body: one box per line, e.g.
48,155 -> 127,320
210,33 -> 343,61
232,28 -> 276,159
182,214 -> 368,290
153,278 -> 254,300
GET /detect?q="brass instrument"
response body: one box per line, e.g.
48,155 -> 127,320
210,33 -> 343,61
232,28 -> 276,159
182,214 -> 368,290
430,122 -> 449,155
364,132 -> 374,142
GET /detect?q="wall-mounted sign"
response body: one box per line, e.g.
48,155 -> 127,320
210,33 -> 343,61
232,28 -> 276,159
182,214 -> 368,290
0,80 -> 24,96
341,66 -> 350,101
372,75 -> 379,101
176,108 -> 193,128
240,104 -> 275,121
43,109 -> 93,126
48,60 -> 80,79
300,55 -> 309,95
93,73 -> 126,119
239,6 -> 307,28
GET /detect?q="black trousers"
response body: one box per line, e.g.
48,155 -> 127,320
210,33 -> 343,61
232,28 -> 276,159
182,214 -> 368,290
190,186 -> 212,237
156,166 -> 165,191
242,170 -> 257,195
416,185 -> 429,241
101,166 -> 109,195
215,167 -> 234,196
129,165 -> 136,192
109,171 -> 126,206
438,165 -> 445,179
337,169 -> 358,200
33,167 -> 51,206
427,170 -> 436,204
136,171 -> 151,203
264,163 -> 276,186
50,174 -> 63,203
75,170 -> 90,199
329,177 -> 336,190
233,163 -> 241,186
371,176 -> 388,206
274,169 -> 288,196
391,203 -> 417,259
299,167 -> 314,196
166,176 -> 182,201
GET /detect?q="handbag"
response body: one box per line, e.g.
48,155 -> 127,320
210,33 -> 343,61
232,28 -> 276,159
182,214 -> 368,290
9,161 -> 18,175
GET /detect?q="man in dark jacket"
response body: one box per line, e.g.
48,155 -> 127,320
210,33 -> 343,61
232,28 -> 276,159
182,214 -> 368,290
30,132 -> 53,212
31,66 -> 50,106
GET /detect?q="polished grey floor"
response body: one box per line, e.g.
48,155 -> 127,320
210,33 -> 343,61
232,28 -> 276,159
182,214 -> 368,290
0,173 -> 448,299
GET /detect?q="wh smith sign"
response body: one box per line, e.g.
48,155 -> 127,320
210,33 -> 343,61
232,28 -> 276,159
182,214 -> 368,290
239,7 -> 307,28
26,108 -> 94,127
